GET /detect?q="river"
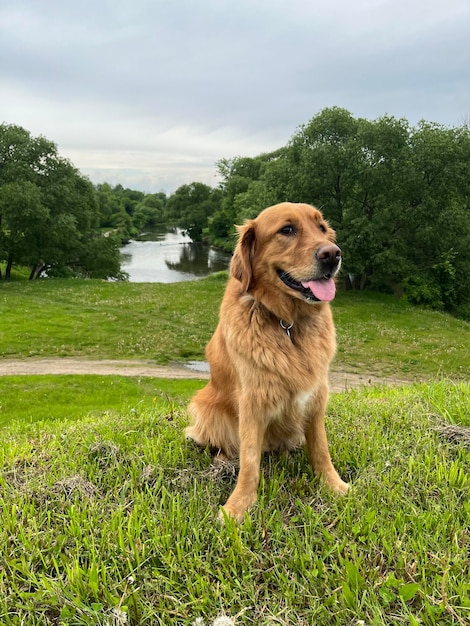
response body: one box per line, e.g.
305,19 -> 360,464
120,229 -> 231,283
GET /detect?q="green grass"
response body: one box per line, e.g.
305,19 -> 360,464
0,278 -> 469,624
1,277 -> 469,379
0,275 -> 225,363
0,376 -> 204,429
0,381 -> 468,624
333,291 -> 470,379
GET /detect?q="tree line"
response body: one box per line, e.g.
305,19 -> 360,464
1,109 -> 470,319
0,123 -> 222,280
170,108 -> 470,319
0,124 -> 171,281
0,124 -> 121,280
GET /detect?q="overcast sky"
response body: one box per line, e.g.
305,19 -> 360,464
2,0 -> 469,194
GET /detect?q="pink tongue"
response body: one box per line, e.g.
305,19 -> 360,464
301,278 -> 336,302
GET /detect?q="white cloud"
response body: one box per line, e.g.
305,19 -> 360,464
1,0 -> 469,193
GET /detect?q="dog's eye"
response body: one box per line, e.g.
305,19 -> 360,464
279,224 -> 296,236
319,223 -> 327,233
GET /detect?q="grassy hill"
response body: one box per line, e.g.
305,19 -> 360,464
0,277 -> 469,624
1,276 -> 469,378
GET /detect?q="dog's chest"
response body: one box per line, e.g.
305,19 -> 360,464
294,389 -> 313,413
263,388 -> 316,452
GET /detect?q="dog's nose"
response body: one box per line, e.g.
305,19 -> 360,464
315,244 -> 342,278
316,244 -> 342,265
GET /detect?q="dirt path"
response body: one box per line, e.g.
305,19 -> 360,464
0,357 -> 411,392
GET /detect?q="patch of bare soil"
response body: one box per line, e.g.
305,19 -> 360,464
0,358 -> 204,379
0,357 -> 411,391
437,423 -> 470,448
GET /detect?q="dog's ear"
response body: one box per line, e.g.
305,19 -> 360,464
230,221 -> 256,292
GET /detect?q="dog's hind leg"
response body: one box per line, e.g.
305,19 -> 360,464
185,383 -> 239,458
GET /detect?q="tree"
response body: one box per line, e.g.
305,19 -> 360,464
209,151 -> 285,247
96,182 -> 122,227
166,182 -> 222,241
0,123 -> 121,279
398,122 -> 470,309
338,115 -> 412,290
132,193 -> 167,231
0,181 -> 49,279
95,185 -> 168,241
211,108 -> 470,317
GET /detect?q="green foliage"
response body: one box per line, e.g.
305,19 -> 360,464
3,112 -> 470,320
0,124 -> 122,280
210,108 -> 470,318
165,182 -> 222,241
78,233 -> 125,279
132,193 -> 166,231
95,184 -> 168,243
210,150 -> 286,242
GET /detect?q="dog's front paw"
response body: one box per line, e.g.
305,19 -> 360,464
334,479 -> 350,495
218,490 -> 257,523
321,472 -> 350,496
218,504 -> 246,524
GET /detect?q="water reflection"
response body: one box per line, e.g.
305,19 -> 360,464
120,230 -> 231,283
166,242 -> 229,276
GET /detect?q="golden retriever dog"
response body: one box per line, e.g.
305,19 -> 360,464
186,202 -> 349,521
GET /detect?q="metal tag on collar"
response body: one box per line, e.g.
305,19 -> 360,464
280,319 -> 293,339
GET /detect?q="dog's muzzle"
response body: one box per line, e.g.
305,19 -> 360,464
277,244 -> 342,302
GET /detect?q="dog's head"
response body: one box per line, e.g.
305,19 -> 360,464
231,202 -> 341,304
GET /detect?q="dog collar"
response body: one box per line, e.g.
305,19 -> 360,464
279,319 -> 293,339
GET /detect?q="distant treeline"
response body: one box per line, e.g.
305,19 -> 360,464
1,108 -> 470,319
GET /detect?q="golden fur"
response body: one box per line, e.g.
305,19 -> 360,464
186,202 -> 349,520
